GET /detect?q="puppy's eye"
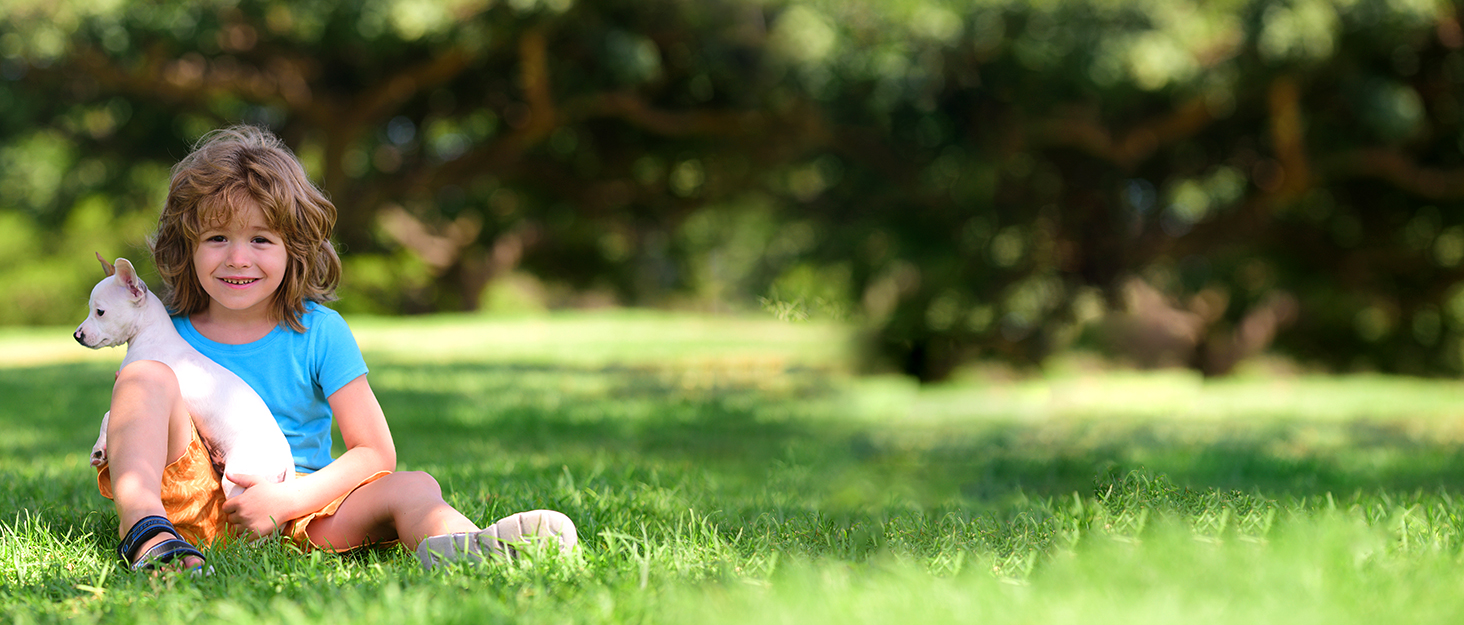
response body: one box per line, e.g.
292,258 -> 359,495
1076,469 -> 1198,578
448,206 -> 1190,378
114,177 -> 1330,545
96,309 -> 105,317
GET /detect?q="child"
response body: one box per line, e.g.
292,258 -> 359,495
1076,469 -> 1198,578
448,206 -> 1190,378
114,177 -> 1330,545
96,125 -> 576,573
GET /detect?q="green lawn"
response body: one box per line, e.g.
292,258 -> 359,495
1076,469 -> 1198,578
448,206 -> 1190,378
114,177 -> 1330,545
5,311 -> 1464,623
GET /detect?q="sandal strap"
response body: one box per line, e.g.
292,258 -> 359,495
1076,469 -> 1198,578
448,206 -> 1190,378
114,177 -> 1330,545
117,515 -> 176,564
131,538 -> 207,572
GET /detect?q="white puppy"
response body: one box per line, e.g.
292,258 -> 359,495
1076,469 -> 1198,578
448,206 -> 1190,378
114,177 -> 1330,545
75,254 -> 294,499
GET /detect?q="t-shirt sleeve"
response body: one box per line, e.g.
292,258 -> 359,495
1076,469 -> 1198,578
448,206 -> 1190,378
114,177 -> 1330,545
311,308 -> 370,398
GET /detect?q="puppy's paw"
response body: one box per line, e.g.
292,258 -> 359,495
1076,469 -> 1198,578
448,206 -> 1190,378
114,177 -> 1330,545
91,412 -> 109,467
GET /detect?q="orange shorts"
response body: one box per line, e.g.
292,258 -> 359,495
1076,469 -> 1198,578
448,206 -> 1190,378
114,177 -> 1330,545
97,426 -> 390,551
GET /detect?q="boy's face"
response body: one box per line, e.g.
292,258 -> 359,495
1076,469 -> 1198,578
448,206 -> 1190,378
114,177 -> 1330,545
193,199 -> 289,321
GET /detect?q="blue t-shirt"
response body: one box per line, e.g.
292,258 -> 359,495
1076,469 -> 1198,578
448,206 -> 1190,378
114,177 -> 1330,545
172,302 -> 369,474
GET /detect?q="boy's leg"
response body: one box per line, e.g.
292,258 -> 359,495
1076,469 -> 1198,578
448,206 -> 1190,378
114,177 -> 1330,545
106,360 -> 200,568
303,471 -> 478,551
303,471 -> 578,567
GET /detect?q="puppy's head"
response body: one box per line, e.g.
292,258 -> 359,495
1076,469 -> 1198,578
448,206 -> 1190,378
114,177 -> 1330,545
74,255 -> 151,349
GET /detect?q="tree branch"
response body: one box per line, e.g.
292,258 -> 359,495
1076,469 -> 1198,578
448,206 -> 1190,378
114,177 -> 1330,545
1030,96 -> 1216,169
1328,149 -> 1464,199
345,47 -> 476,127
1266,74 -> 1311,199
575,92 -> 769,137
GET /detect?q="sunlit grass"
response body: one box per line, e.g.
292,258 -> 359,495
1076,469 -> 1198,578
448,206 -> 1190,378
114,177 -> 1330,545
5,310 -> 1464,623
347,309 -> 853,368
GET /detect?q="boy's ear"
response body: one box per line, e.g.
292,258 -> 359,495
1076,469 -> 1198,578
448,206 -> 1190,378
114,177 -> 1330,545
113,258 -> 148,301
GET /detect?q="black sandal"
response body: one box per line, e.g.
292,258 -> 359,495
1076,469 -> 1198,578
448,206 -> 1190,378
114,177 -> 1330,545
118,515 -> 208,573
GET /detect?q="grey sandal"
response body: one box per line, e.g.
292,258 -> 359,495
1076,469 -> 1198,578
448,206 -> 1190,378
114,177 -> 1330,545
416,510 -> 578,570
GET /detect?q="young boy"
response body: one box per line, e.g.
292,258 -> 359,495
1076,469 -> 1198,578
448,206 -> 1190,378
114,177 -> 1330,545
99,125 -> 577,572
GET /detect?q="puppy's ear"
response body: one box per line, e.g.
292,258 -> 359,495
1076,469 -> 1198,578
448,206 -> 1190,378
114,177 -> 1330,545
95,252 -> 115,277
112,258 -> 149,301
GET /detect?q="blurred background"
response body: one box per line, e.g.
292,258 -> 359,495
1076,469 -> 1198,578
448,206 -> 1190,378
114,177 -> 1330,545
2,0 -> 1463,382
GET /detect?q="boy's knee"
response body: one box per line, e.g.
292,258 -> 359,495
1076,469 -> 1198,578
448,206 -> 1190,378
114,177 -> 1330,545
115,360 -> 180,392
110,360 -> 189,434
391,471 -> 443,497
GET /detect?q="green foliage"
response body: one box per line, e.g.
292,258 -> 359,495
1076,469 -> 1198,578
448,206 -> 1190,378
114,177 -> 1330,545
3,0 -> 1464,380
335,252 -> 436,316
0,195 -> 156,325
9,314 -> 1464,622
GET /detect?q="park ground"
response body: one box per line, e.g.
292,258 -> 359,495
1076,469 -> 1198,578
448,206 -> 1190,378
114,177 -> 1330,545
6,310 -> 1464,624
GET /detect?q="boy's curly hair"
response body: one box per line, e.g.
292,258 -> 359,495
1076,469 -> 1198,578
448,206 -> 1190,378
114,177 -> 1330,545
151,125 -> 341,332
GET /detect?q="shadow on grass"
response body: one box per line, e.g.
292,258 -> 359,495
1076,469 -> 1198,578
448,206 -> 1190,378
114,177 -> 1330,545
0,362 -> 116,458
375,362 -> 824,465
8,360 -> 1464,521
365,361 -> 1464,502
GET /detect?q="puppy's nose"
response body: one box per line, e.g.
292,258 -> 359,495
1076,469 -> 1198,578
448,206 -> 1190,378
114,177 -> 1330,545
74,329 -> 86,345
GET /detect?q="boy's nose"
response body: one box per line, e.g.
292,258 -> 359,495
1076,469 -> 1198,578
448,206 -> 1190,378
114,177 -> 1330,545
226,245 -> 252,268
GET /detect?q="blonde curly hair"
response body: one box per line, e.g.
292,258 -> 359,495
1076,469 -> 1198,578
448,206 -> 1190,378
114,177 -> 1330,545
150,125 -> 341,332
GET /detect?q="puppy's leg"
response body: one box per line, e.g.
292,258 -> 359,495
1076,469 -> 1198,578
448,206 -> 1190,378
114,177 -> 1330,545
91,411 -> 110,467
219,474 -> 243,500
216,459 -> 287,500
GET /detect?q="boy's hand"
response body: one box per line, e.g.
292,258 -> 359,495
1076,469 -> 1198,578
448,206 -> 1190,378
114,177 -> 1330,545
221,473 -> 297,539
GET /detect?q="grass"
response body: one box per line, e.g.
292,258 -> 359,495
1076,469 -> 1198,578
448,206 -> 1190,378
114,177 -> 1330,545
6,310 -> 1464,623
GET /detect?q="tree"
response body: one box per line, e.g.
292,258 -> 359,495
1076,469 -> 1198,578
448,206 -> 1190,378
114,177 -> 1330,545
4,0 -> 1464,380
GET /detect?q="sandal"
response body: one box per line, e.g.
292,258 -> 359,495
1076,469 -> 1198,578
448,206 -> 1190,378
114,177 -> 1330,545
118,515 -> 208,573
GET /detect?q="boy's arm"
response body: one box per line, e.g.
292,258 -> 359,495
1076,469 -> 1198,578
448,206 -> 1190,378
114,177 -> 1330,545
222,374 -> 396,537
